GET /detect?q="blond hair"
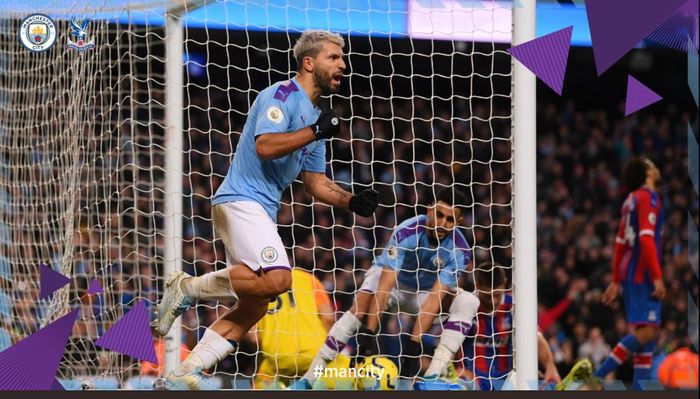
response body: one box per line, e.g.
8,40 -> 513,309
293,30 -> 345,69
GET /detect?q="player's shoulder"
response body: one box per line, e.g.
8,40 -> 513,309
632,187 -> 661,207
259,78 -> 301,104
393,214 -> 427,243
450,228 -> 470,252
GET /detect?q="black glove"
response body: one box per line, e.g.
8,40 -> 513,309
400,339 -> 423,378
349,189 -> 379,217
311,108 -> 341,140
355,327 -> 380,360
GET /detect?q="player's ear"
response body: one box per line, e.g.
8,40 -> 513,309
302,55 -> 314,73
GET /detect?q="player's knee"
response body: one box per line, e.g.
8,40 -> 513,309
263,269 -> 292,296
635,325 -> 659,343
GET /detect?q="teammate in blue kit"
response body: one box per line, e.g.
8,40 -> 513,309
294,189 -> 480,389
153,30 -> 379,390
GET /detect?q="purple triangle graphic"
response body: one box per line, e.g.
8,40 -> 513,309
0,309 -> 79,390
507,26 -> 573,95
625,76 -> 663,116
95,300 -> 157,363
646,0 -> 699,53
87,278 -> 102,295
586,0 -> 687,75
51,378 -> 65,391
508,26 -> 574,95
39,264 -> 71,299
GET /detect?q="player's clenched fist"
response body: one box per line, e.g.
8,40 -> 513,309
311,108 -> 341,140
349,189 -> 379,217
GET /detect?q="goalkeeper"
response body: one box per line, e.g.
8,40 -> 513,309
153,30 -> 379,390
293,189 -> 479,389
250,267 -> 335,389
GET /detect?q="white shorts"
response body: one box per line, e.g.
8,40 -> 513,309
359,265 -> 474,326
211,201 -> 291,273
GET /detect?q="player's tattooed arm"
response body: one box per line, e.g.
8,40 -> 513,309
302,171 -> 352,208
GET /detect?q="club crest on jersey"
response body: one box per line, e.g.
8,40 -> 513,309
648,213 -> 656,225
648,310 -> 657,322
67,17 -> 95,52
266,106 -> 284,124
19,14 -> 57,52
432,255 -> 444,268
261,246 -> 278,263
387,246 -> 398,259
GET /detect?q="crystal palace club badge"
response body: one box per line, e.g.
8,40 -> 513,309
67,17 -> 95,52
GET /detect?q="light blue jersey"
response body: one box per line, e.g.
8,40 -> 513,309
374,215 -> 471,291
212,77 -> 325,221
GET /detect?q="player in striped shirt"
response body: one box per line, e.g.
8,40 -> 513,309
462,265 -> 560,390
594,157 -> 666,390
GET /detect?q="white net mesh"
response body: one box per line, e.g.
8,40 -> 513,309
0,0 -> 513,389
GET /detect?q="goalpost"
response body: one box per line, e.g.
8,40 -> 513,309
512,0 -> 538,390
0,0 -> 537,389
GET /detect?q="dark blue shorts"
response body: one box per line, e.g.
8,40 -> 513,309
623,282 -> 661,326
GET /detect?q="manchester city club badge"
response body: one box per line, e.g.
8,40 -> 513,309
18,14 -> 57,52
67,17 -> 96,52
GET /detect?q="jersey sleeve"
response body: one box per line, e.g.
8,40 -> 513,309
637,192 -> 659,238
253,90 -> 295,137
375,227 -> 413,271
636,192 -> 663,280
302,141 -> 327,173
612,215 -> 626,283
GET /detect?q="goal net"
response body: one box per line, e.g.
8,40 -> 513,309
0,0 -> 514,389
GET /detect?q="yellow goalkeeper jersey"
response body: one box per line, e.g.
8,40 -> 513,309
256,268 -> 331,382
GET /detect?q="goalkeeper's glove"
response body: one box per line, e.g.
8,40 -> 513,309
355,327 -> 380,360
349,189 -> 379,217
400,339 -> 424,378
311,108 -> 341,140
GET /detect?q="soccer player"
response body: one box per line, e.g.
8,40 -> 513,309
593,157 -> 665,390
251,267 -> 334,389
461,265 -> 561,391
153,30 -> 379,389
293,188 -> 480,389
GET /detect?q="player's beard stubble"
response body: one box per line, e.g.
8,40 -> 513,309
314,68 -> 339,95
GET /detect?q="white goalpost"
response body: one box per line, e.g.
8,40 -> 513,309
511,0 -> 538,390
0,0 -> 537,390
163,8 -> 185,379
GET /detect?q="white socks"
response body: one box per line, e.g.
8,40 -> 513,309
424,328 -> 465,377
182,268 -> 238,303
326,311 -> 363,352
177,328 -> 235,373
303,311 -> 362,382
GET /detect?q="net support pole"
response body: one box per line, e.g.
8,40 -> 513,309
512,0 -> 538,390
163,11 -> 184,376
